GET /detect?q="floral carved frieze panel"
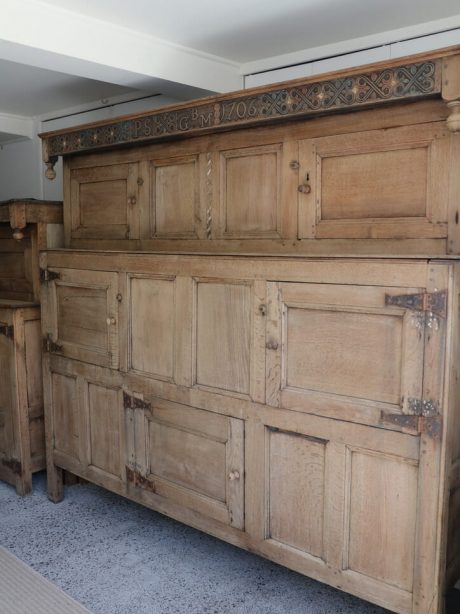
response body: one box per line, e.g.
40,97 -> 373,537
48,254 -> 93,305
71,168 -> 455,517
41,60 -> 441,162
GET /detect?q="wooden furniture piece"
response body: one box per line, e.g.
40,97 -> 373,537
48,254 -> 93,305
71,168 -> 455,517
0,199 -> 63,302
0,200 -> 63,494
38,47 -> 460,613
0,301 -> 44,494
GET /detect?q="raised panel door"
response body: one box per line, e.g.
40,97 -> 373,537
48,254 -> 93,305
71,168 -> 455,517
266,281 -> 426,428
298,123 -> 449,239
69,162 -> 141,240
46,268 -> 119,368
126,397 -> 244,529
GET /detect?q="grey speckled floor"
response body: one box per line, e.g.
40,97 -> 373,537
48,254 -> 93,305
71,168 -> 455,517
1,472 -> 393,614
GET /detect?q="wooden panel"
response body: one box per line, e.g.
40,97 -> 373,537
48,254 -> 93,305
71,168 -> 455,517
88,383 -> 122,478
150,156 -> 201,238
80,180 -> 127,226
286,307 -> 402,403
346,448 -> 419,592
298,123 -> 449,239
24,319 -> 43,410
195,281 -> 251,396
70,163 -> 139,240
267,428 -> 325,558
150,421 -> 226,502
51,372 -> 80,460
133,400 -> 245,529
129,277 -> 175,380
49,268 -> 119,368
219,145 -> 282,238
0,325 -> 13,463
57,286 -> 108,351
321,148 -> 427,220
268,282 -> 425,423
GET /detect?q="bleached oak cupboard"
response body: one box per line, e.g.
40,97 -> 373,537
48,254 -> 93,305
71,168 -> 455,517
0,200 -> 63,493
39,47 -> 460,613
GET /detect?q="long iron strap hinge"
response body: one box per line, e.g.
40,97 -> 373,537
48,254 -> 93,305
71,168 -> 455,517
39,268 -> 61,284
381,398 -> 442,440
385,290 -> 447,318
0,324 -> 14,340
123,391 -> 151,411
43,334 -> 63,354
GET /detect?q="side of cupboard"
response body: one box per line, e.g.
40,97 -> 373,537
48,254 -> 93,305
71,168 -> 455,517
38,47 -> 460,613
0,199 -> 62,493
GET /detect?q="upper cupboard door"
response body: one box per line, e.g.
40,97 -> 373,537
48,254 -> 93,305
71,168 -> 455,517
46,268 -> 119,368
69,162 -> 141,240
298,123 -> 449,239
265,281 -> 426,427
214,141 -> 298,239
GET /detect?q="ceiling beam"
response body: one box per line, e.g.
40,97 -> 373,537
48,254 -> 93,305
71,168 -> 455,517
0,0 -> 242,97
0,112 -> 34,141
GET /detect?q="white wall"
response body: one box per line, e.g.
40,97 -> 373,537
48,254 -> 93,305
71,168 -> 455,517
0,94 -> 181,202
0,126 -> 42,200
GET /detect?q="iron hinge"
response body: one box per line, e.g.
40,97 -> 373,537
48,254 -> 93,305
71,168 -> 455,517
126,466 -> 155,492
385,290 -> 447,318
39,268 -> 61,284
123,391 -> 151,411
43,334 -> 63,354
0,324 -> 14,340
381,400 -> 442,440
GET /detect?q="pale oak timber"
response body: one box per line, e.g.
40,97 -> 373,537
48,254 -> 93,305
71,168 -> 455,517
38,47 -> 460,614
0,200 -> 62,494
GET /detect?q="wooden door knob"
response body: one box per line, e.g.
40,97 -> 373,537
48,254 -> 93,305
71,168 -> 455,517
106,317 -> 116,325
298,183 -> 311,194
266,341 -> 279,350
228,471 -> 240,481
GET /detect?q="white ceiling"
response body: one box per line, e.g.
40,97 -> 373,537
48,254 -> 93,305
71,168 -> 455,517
39,0 -> 460,63
0,0 -> 460,146
0,59 -> 133,116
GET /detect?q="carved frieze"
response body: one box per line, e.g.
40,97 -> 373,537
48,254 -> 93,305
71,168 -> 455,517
40,59 -> 442,167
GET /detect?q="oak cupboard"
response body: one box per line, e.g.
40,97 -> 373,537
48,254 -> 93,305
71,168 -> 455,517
38,47 -> 460,614
0,200 -> 63,493
0,301 -> 44,495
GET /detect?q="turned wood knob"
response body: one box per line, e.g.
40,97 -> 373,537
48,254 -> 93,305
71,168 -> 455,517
106,317 -> 116,325
228,470 -> 240,481
266,340 -> 279,351
298,183 -> 311,194
12,228 -> 25,241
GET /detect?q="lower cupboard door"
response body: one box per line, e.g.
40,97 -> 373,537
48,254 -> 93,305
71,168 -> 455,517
126,399 -> 245,530
253,418 -> 425,614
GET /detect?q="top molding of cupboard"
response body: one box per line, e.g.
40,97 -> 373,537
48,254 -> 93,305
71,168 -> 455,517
39,45 -> 460,179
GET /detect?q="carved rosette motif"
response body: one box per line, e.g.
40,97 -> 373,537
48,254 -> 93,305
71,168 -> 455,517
41,60 -> 440,164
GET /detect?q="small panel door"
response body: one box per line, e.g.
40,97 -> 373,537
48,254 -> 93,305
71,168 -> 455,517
46,268 -> 119,368
266,281 -> 425,426
126,398 -> 244,529
298,123 -> 449,239
69,162 -> 141,240
214,141 -> 298,239
193,278 -> 265,402
147,154 -> 205,239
